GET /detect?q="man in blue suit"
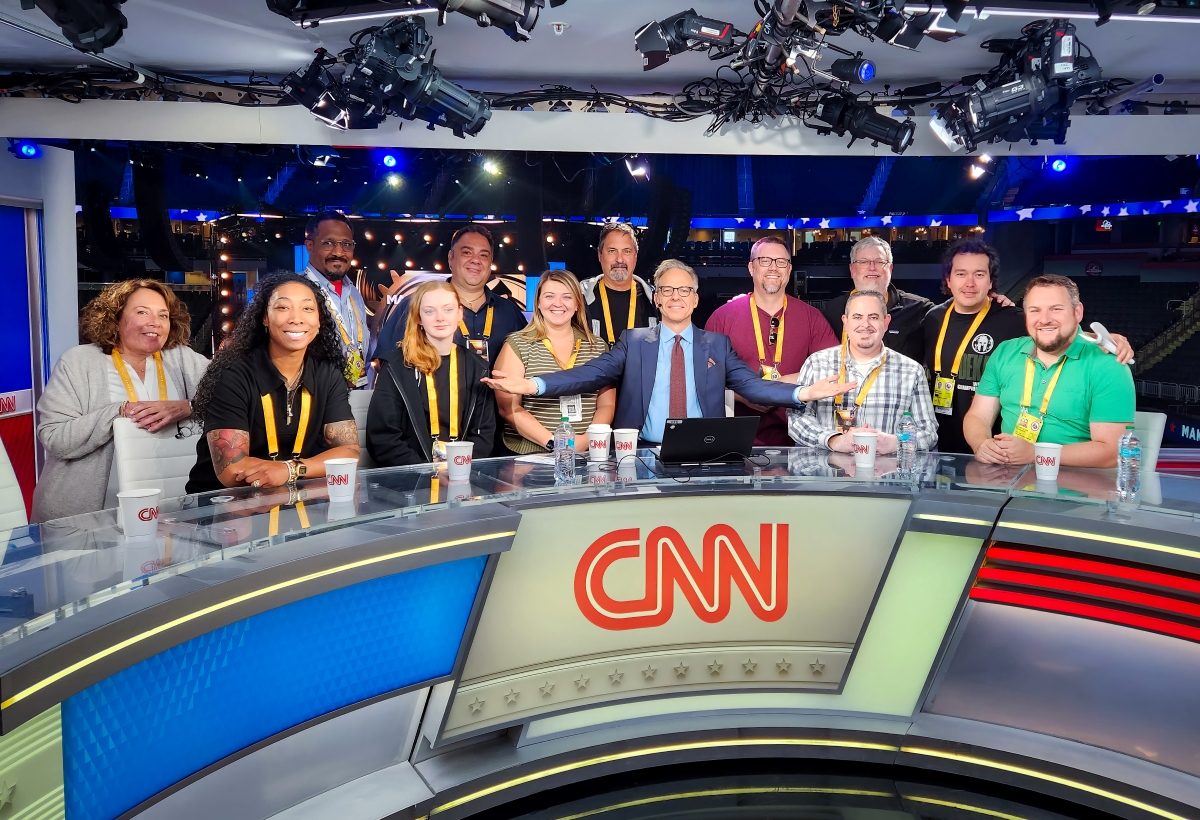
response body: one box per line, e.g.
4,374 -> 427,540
484,260 -> 854,444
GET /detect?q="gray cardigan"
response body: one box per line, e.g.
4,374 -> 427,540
31,344 -> 210,523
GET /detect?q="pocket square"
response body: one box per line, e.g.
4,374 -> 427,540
707,358 -> 716,368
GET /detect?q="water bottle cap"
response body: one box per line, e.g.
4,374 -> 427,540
1126,425 -> 1134,429
562,416 -> 569,421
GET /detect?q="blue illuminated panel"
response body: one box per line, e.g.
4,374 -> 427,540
62,555 -> 487,820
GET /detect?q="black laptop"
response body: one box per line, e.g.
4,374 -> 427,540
658,417 -> 759,466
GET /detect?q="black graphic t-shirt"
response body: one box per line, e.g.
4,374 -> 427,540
922,303 -> 1027,454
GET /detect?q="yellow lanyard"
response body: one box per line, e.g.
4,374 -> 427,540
261,389 -> 312,460
934,301 -> 991,376
458,304 -> 494,339
323,287 -> 363,349
834,342 -> 888,408
1021,353 -> 1068,417
112,349 -> 168,402
598,281 -> 636,344
426,347 -> 460,440
749,294 -> 786,370
268,501 -> 309,537
541,337 -> 581,369
430,475 -> 440,504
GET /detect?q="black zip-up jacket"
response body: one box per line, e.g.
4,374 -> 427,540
366,344 -> 496,467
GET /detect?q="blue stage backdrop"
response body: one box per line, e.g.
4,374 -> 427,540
62,555 -> 488,820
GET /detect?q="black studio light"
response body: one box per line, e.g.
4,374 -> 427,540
22,0 -> 128,53
813,93 -> 915,154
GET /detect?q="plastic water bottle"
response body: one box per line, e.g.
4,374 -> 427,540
554,416 -> 576,485
1117,425 -> 1141,500
897,412 -> 917,474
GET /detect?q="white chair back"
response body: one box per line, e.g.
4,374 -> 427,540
1134,410 -> 1166,471
349,389 -> 374,468
0,439 -> 28,529
112,418 -> 201,501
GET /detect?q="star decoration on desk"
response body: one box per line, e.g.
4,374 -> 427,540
642,665 -> 657,681
742,659 -> 757,675
810,659 -> 825,675
468,697 -> 484,714
504,689 -> 520,705
776,659 -> 791,675
674,662 -> 689,678
539,680 -> 555,697
574,675 -> 589,690
708,660 -> 723,676
609,669 -> 624,684
0,780 -> 14,808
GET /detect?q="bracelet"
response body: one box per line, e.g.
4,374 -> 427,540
286,460 -> 299,486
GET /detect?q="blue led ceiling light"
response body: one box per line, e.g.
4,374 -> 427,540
383,154 -> 398,168
7,139 -> 40,159
1051,159 -> 1067,172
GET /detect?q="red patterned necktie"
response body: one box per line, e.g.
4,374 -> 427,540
669,334 -> 687,418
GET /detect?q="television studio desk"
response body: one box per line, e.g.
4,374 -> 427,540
1,450 -> 1199,820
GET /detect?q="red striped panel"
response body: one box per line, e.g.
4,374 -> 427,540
976,566 -> 1200,620
0,414 -> 34,518
985,546 -> 1200,597
970,586 -> 1200,643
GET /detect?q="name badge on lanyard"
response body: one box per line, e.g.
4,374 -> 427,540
560,395 -> 583,422
1013,410 -> 1044,444
931,302 -> 990,416
1014,353 -> 1067,445
932,376 -> 956,414
460,305 -> 494,362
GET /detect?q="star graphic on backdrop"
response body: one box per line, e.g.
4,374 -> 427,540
0,781 -> 13,808
642,665 -> 657,681
468,698 -> 484,714
1143,208 -> 1151,215
930,219 -> 943,227
609,669 -> 624,684
1118,206 -> 1129,217
539,681 -> 555,697
742,659 -> 758,674
504,689 -> 520,705
799,217 -> 811,224
767,221 -> 777,230
777,659 -> 792,674
708,660 -> 723,675
574,675 -> 590,690
1079,205 -> 1092,214
881,215 -> 893,225
1101,205 -> 1111,216
1161,200 -> 1173,208
810,659 -> 826,675
1016,208 -> 1035,221
819,218 -> 831,229
753,219 -> 762,228
735,217 -> 745,224
674,662 -> 689,678
1186,200 -> 1199,213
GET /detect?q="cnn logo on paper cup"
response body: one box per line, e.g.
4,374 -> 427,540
615,440 -> 634,451
328,474 -> 350,486
453,454 -> 472,466
590,439 -> 606,449
1036,454 -> 1057,467
852,443 -> 871,455
138,506 -> 158,522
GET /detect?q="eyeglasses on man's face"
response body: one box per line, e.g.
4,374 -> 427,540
657,286 -> 696,298
318,239 -> 356,252
752,256 -> 791,269
851,258 -> 889,270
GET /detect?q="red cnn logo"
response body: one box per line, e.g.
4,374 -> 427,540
0,395 -> 15,414
328,474 -> 350,486
1036,454 -> 1057,467
453,454 -> 471,466
574,524 -> 788,630
852,443 -> 871,455
615,440 -> 634,451
137,506 -> 158,522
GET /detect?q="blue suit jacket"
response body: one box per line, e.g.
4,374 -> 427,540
536,325 -> 802,433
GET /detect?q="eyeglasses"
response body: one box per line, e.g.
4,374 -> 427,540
769,316 -> 780,346
752,256 -> 791,269
657,286 -> 696,298
851,258 -> 889,269
318,239 -> 356,252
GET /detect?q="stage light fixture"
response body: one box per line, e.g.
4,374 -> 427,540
634,8 -> 735,71
1051,158 -> 1067,172
387,174 -> 402,187
813,93 -> 915,154
831,57 -> 875,84
7,140 -> 41,159
969,164 -> 987,180
625,155 -> 651,179
26,0 -> 128,53
502,235 -> 512,244
395,233 -> 403,241
483,159 -> 501,175
423,233 -> 433,242
364,231 -> 374,241
405,259 -> 414,268
434,262 -> 443,270
383,154 -> 398,167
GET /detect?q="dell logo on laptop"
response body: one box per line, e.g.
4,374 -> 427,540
703,435 -> 716,444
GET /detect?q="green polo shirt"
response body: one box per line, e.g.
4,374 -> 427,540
975,333 -> 1135,444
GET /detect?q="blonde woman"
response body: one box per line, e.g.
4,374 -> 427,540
366,281 -> 495,466
494,271 -> 614,454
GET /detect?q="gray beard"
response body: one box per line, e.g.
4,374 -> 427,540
606,267 -> 631,283
760,281 -> 782,295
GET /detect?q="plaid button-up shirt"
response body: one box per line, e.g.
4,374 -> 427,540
787,344 -> 938,450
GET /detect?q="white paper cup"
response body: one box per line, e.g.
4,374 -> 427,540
613,428 -> 638,459
587,424 -> 612,462
118,489 -> 161,538
445,441 -> 474,482
852,431 -> 878,472
324,457 -> 358,502
1034,442 -> 1063,482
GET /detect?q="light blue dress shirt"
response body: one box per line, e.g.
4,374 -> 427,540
641,325 -> 704,443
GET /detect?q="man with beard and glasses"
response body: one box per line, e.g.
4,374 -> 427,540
579,221 -> 657,344
705,236 -> 838,445
301,211 -> 372,389
965,275 -> 1134,467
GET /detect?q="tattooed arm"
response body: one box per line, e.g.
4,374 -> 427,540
206,428 -> 287,487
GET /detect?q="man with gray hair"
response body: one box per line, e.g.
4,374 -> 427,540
820,235 -> 934,363
485,260 -> 854,444
791,289 -> 937,452
579,221 -> 657,344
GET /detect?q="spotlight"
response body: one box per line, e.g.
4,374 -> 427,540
26,0 -> 128,53
831,57 -> 876,85
219,253 -> 229,261
405,259 -> 414,268
423,233 -> 433,242
490,264 -> 498,271
383,154 -> 398,167
378,261 -> 388,269
634,8 -> 735,71
813,94 -> 915,154
1051,158 -> 1067,172
546,234 -> 555,243
395,233 -> 403,241
364,231 -> 374,241
969,164 -> 987,180
434,263 -> 443,271
517,264 -> 525,271
386,174 -> 402,187
625,155 -> 651,179
483,159 -> 501,175
7,140 -> 41,159
502,235 -> 512,244
351,258 -> 359,267
275,233 -> 282,239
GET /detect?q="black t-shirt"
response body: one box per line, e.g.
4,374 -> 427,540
922,303 -> 1027,454
586,284 -> 653,344
186,346 -> 355,494
821,284 -> 932,363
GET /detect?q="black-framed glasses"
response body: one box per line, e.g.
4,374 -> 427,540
319,239 -> 356,252
658,286 -> 696,297
753,256 -> 791,269
768,316 -> 780,346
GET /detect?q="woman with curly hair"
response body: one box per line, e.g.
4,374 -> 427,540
186,273 -> 359,494
32,279 -> 210,523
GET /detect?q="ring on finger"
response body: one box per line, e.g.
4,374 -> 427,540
252,480 -> 262,488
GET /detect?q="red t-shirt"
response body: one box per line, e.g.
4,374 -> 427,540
705,293 -> 839,445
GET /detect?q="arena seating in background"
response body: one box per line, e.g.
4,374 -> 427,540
1141,332 -> 1200,387
1072,277 -> 1198,350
